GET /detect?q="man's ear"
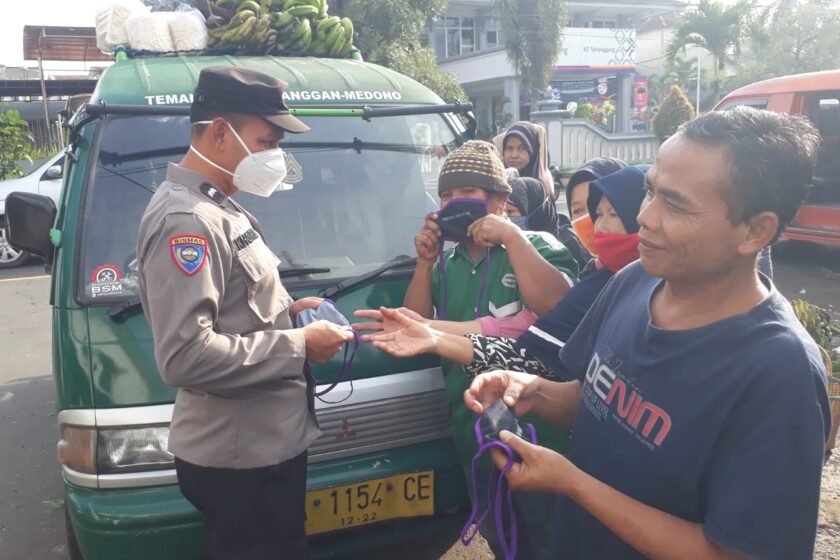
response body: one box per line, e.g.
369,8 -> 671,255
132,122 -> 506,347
739,211 -> 779,256
209,118 -> 229,150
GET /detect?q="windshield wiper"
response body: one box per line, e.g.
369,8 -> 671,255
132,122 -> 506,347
108,297 -> 142,323
279,266 -> 331,279
320,256 -> 417,299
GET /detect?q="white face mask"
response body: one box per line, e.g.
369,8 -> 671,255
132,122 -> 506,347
190,121 -> 291,197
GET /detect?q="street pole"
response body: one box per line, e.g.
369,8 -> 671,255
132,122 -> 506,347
696,50 -> 701,113
37,30 -> 53,147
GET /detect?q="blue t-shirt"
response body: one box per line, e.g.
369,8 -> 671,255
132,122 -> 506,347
556,262 -> 830,559
517,265 -> 613,371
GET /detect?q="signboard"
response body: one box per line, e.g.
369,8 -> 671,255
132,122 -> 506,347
546,75 -> 619,106
556,28 -> 636,68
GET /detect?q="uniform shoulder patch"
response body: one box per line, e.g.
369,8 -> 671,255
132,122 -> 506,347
170,235 -> 208,276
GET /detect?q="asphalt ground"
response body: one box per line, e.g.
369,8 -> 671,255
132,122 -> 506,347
0,239 -> 838,559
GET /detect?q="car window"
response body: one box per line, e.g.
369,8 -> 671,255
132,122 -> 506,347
719,99 -> 768,110
78,113 -> 459,303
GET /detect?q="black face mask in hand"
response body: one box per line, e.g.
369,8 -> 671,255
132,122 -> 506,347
435,198 -> 489,242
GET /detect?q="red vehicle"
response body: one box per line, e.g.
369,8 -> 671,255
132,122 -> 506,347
716,70 -> 840,245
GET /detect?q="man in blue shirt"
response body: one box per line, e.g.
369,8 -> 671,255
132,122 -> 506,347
464,107 -> 832,559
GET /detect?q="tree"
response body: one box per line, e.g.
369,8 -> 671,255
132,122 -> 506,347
497,0 -> 566,112
666,0 -> 754,102
731,1 -> 840,88
333,0 -> 467,102
0,110 -> 35,181
651,85 -> 695,141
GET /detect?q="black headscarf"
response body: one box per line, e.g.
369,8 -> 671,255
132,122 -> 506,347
508,177 -> 559,236
564,157 -> 627,214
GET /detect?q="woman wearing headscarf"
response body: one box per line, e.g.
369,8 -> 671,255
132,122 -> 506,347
507,176 -> 592,269
502,121 -> 553,198
355,165 -> 650,377
565,157 -> 627,255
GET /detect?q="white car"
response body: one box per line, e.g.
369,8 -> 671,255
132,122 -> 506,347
0,152 -> 64,268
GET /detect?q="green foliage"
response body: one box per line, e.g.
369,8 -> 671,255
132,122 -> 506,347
728,1 -> 840,91
651,85 -> 695,141
667,0 -> 754,100
388,48 -> 468,102
497,0 -> 566,108
0,110 -> 35,181
791,299 -> 840,374
335,0 -> 466,101
574,101 -> 615,129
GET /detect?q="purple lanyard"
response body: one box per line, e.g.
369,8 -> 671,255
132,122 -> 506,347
436,244 -> 491,320
460,419 -> 537,560
295,306 -> 360,405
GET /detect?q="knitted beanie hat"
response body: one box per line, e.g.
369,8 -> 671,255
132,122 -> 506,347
438,140 -> 511,195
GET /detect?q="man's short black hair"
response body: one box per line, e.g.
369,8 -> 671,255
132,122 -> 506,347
677,107 -> 820,242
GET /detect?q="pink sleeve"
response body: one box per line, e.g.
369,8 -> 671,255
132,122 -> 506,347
476,309 -> 539,338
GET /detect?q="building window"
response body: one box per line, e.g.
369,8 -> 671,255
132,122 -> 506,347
435,17 -> 476,59
480,17 -> 501,49
587,20 -> 617,29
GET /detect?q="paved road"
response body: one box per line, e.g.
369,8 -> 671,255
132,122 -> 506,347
0,240 -> 838,560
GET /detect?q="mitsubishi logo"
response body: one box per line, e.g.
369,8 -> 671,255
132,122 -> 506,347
335,419 -> 357,440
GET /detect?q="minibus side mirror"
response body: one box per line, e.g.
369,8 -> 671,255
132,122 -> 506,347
5,192 -> 57,267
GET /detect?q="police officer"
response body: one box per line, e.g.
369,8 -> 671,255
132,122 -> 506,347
137,66 -> 352,560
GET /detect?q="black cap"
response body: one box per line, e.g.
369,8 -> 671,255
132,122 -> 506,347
191,66 -> 310,133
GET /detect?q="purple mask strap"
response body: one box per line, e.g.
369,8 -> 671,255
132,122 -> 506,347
474,248 -> 490,318
436,241 -> 447,320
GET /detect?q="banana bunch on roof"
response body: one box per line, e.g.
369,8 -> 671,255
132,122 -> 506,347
199,0 -> 354,57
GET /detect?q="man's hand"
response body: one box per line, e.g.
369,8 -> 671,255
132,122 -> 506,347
301,320 -> 354,363
352,306 -> 430,333
415,212 -> 442,263
464,369 -> 540,416
467,214 -> 523,249
490,431 -> 575,495
290,296 -> 323,320
361,307 -> 441,357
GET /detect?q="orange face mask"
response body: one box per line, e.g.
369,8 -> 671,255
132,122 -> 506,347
571,214 -> 597,255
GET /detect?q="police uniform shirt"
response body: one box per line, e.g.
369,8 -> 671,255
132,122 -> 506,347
137,163 -> 320,469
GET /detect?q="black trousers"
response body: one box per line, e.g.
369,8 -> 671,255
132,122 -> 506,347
175,452 -> 309,560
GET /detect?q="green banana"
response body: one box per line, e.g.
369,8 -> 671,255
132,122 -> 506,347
319,0 -> 328,16
288,5 -> 318,17
237,0 -> 261,14
289,17 -> 310,42
339,33 -> 352,56
326,25 -> 345,56
273,11 -> 295,30
315,16 -> 340,39
340,17 -> 353,44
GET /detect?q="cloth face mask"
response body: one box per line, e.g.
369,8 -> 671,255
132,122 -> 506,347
436,198 -> 489,242
294,299 -> 359,403
594,232 -> 640,273
190,121 -> 291,197
571,213 -> 597,255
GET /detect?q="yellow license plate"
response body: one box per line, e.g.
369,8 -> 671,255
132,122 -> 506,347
305,471 -> 434,535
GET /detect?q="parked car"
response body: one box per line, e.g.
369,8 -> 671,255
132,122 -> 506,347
5,51 -> 474,560
715,70 -> 840,246
0,152 -> 64,268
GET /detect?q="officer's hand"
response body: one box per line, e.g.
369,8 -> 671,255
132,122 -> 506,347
415,212 -> 441,263
290,297 -> 324,320
302,320 -> 354,363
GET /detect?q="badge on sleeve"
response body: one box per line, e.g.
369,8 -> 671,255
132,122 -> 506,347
170,235 -> 208,276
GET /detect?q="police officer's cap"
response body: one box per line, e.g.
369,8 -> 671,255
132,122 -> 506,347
191,66 -> 310,133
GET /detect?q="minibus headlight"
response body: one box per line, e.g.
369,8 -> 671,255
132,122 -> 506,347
97,426 -> 174,474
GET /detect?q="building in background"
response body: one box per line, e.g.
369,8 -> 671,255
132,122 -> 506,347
433,0 -> 688,134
